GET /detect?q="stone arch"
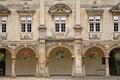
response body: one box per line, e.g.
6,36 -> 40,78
0,45 -> 12,76
0,46 -> 12,57
83,45 -> 106,57
84,45 -> 106,76
108,45 -> 120,56
48,44 -> 73,76
108,45 -> 120,76
47,44 -> 74,58
15,45 -> 38,58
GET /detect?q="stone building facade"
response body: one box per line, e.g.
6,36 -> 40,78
0,0 -> 120,78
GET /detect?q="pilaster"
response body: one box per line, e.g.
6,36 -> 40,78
11,57 -> 16,78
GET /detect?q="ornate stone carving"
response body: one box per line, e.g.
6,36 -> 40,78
110,3 -> 120,13
0,5 -> 10,14
113,32 -> 120,40
0,34 -> 7,41
20,34 -> 33,40
23,2 -> 29,10
49,4 -> 72,16
89,33 -> 101,40
17,2 -> 35,16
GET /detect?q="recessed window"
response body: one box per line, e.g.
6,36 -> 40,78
21,16 -> 32,32
0,17 -> 7,33
113,16 -> 119,32
54,16 -> 66,32
89,16 -> 101,32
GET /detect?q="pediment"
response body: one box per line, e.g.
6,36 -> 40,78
0,5 -> 11,14
49,4 -> 72,16
110,3 -> 120,13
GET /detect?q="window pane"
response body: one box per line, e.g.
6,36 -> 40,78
89,16 -> 94,21
61,23 -> 66,32
95,16 -> 100,21
61,17 -> 66,22
55,17 -> 60,22
27,24 -> 32,32
55,23 -> 59,32
113,16 -> 118,21
27,17 -> 32,22
114,23 -> 118,31
21,17 -> 26,22
21,23 -> 25,32
2,24 -> 6,32
96,23 -> 100,31
2,17 -> 7,22
89,23 -> 94,32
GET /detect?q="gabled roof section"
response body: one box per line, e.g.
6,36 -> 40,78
49,4 -> 72,16
0,5 -> 11,14
110,3 -> 120,13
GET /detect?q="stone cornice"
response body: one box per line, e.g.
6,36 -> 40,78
86,9 -> 104,15
17,10 -> 35,16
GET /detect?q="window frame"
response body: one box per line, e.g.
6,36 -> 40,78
0,16 -> 7,33
20,16 -> 33,33
113,15 -> 120,32
88,15 -> 101,32
54,16 -> 66,33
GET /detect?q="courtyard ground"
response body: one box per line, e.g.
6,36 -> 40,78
0,76 -> 120,80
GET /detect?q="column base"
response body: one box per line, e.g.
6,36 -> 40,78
11,75 -> 16,78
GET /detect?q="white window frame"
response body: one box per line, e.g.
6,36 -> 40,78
54,16 -> 66,33
89,15 -> 101,32
0,17 -> 7,33
20,16 -> 32,33
113,16 -> 120,32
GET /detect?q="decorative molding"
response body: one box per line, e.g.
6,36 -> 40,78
110,3 -> 120,13
48,3 -> 72,16
89,32 -> 101,40
0,33 -> 7,41
17,2 -> 35,16
0,5 -> 11,15
86,1 -> 104,15
113,32 -> 120,40
20,34 -> 33,40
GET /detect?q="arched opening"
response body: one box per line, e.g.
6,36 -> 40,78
0,48 -> 11,76
48,47 -> 72,76
109,48 -> 120,76
85,47 -> 105,76
16,48 -> 36,76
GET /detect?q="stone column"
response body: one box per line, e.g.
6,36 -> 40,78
73,40 -> 82,77
35,58 -> 39,77
11,58 -> 16,78
105,56 -> 110,77
38,40 -> 46,77
82,56 -> 86,77
40,0 -> 45,25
